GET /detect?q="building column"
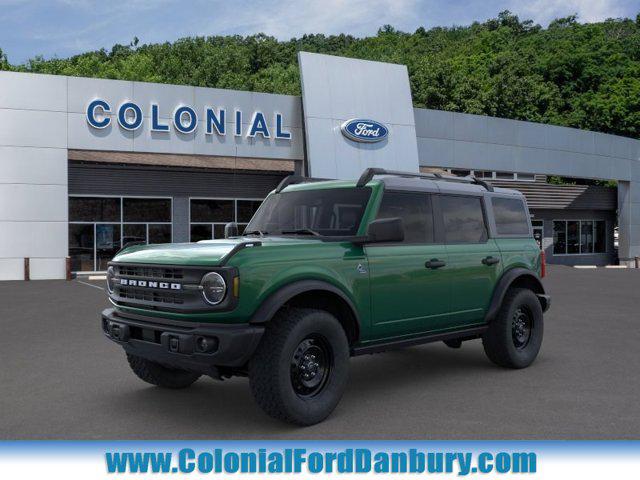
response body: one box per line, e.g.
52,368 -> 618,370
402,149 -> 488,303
172,196 -> 190,243
0,72 -> 69,280
617,180 -> 640,266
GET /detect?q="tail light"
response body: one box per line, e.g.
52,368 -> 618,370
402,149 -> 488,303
540,250 -> 546,278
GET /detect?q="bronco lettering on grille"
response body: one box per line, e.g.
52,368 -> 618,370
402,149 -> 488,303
119,278 -> 182,290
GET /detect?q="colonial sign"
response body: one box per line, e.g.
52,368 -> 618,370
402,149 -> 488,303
86,99 -> 292,140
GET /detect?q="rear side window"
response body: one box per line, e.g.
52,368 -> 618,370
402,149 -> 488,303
492,197 -> 530,235
376,192 -> 434,243
441,195 -> 487,244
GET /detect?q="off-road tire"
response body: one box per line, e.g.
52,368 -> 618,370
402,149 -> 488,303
248,307 -> 350,426
126,353 -> 201,388
482,288 -> 543,369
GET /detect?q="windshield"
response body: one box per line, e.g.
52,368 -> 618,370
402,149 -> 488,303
245,187 -> 371,237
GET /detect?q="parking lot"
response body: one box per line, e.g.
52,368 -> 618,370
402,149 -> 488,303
1,265 -> 639,439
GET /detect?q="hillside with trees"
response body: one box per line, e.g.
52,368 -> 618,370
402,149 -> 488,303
1,11 -> 639,139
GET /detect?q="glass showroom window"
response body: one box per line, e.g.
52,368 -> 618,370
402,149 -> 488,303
444,169 -> 535,182
122,198 -> 172,247
189,198 -> 263,242
69,196 -> 172,272
552,220 -> 606,255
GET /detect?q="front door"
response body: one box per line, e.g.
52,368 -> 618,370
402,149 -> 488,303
439,195 -> 503,327
366,191 -> 451,339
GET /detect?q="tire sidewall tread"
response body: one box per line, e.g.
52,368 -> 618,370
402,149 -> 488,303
482,288 -> 544,369
249,307 -> 350,426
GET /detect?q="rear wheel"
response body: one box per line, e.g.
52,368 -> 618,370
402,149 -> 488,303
126,354 -> 201,388
249,308 -> 350,425
482,288 -> 543,368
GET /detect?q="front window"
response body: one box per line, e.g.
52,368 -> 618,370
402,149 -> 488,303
375,191 -> 434,244
245,188 -> 371,237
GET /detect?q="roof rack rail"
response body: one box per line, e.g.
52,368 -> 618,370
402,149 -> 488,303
274,175 -> 330,193
356,168 -> 494,192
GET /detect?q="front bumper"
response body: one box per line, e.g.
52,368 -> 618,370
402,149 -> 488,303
101,308 -> 264,374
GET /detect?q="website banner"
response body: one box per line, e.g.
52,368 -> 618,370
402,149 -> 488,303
1,441 -> 639,480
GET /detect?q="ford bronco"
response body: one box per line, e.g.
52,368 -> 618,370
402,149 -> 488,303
102,168 -> 550,425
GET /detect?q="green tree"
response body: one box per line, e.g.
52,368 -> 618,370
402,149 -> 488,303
0,47 -> 10,70
4,11 -> 639,139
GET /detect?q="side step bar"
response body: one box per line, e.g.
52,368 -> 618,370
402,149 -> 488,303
351,325 -> 488,356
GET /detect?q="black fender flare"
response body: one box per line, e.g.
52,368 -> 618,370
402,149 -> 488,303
485,268 -> 548,323
249,279 -> 361,339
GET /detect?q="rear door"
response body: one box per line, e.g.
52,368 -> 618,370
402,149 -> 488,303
365,191 -> 451,339
440,194 -> 502,328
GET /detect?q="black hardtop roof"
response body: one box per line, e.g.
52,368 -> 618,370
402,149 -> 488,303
275,168 -> 524,198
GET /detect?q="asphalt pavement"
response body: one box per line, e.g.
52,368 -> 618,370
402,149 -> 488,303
1,266 -> 639,439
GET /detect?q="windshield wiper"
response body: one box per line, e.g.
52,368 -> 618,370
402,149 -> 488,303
280,228 -> 321,237
243,230 -> 268,236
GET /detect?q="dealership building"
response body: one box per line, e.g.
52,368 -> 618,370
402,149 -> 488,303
1,52 -> 639,280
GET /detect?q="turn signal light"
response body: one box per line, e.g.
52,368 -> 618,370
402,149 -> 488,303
233,276 -> 240,297
540,250 -> 546,278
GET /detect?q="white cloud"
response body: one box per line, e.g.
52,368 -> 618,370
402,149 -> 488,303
214,0 -> 419,39
2,0 -> 636,63
509,0 -> 629,25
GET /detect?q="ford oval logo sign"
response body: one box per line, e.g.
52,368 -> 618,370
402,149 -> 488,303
341,118 -> 388,143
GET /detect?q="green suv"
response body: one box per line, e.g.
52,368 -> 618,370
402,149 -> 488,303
102,168 -> 550,425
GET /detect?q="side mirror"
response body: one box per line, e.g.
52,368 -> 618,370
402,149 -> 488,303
365,217 -> 404,243
224,222 -> 239,238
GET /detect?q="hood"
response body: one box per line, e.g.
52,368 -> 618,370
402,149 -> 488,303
113,236 -> 323,266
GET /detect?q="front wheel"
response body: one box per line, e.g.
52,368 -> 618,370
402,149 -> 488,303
482,288 -> 543,368
248,308 -> 350,425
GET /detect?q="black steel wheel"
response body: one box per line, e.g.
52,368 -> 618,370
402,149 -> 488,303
482,288 -> 544,369
511,307 -> 532,349
290,335 -> 332,398
249,308 -> 350,425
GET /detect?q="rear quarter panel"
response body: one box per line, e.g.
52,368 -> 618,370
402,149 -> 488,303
495,238 -> 541,275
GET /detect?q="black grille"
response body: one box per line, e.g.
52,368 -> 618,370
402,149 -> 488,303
111,263 -> 207,312
109,262 -> 237,313
118,287 -> 184,305
116,265 -> 184,280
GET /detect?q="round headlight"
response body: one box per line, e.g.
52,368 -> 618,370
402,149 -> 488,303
106,266 -> 115,294
201,272 -> 227,305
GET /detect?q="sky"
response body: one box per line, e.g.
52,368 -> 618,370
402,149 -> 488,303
0,0 -> 638,64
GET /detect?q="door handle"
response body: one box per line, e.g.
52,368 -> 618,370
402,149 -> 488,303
482,256 -> 500,266
425,259 -> 446,269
